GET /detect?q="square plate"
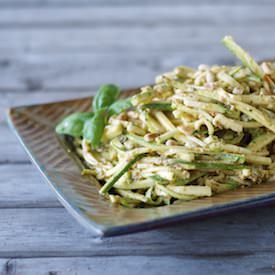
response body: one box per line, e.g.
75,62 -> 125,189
7,89 -> 275,237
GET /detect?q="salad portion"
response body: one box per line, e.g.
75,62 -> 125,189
56,36 -> 275,208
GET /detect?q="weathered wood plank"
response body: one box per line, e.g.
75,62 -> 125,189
0,24 -> 274,90
0,123 -> 29,162
0,206 -> 274,257
0,48 -> 272,92
0,52 -> 167,91
0,164 -> 60,207
1,27 -> 275,54
0,6 -> 274,27
0,0 -> 274,7
1,254 -> 275,275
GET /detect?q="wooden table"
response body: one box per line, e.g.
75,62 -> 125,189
1,1 -> 275,274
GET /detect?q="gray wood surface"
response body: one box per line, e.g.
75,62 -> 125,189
0,0 -> 274,7
0,206 -> 275,258
1,255 -> 274,275
1,1 -> 275,274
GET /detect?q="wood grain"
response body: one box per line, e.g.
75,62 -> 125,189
1,27 -> 275,54
0,6 -> 274,27
0,5 -> 274,95
0,164 -> 60,207
0,0 -> 274,7
1,255 -> 275,275
0,49 -> 271,92
0,206 -> 274,258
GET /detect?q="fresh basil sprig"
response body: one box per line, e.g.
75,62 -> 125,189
87,84 -> 121,148
83,109 -> 107,149
92,84 -> 120,112
56,83 -> 134,149
108,98 -> 133,116
88,85 -> 134,148
55,112 -> 94,137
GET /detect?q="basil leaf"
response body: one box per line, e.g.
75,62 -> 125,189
55,112 -> 94,137
83,109 -> 106,149
108,98 -> 133,116
92,84 -> 120,112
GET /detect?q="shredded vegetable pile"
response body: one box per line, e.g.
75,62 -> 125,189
56,36 -> 275,208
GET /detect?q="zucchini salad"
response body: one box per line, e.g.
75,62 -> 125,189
56,36 -> 275,208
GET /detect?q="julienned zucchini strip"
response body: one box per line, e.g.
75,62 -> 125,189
126,133 -> 271,165
171,160 -> 248,170
222,36 -> 264,79
195,88 -> 275,134
99,154 -> 146,195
